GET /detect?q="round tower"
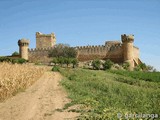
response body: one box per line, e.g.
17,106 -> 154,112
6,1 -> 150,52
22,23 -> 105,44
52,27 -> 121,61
121,34 -> 134,70
18,39 -> 29,60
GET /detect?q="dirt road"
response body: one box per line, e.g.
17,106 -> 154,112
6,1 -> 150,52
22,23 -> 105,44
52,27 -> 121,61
0,71 -> 79,120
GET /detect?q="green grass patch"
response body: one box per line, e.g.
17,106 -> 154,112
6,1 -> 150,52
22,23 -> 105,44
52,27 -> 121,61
108,70 -> 160,82
59,68 -> 160,119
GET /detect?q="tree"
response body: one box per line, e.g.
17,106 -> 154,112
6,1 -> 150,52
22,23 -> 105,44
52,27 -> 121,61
12,51 -> 19,56
92,59 -> 101,70
71,58 -> 78,68
57,57 -> 65,67
48,44 -> 77,58
52,58 -> 58,65
64,58 -> 72,67
49,44 -> 78,68
103,59 -> 114,70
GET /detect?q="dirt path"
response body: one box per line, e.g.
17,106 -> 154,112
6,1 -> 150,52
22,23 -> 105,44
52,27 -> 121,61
0,71 -> 79,120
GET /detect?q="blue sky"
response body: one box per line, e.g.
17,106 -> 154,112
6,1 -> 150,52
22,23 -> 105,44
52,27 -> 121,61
0,0 -> 160,70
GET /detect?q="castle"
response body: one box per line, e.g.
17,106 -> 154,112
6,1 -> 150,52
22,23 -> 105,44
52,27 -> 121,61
18,32 -> 141,69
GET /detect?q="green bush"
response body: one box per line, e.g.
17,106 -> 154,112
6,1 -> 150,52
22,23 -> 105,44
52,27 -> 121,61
51,66 -> 60,72
0,57 -> 11,62
52,58 -> 58,65
92,59 -> 101,70
0,57 -> 27,64
57,57 -> 65,66
122,62 -> 130,70
71,58 -> 78,68
16,58 -> 27,64
103,59 -> 114,70
134,65 -> 141,71
64,58 -> 72,67
139,63 -> 147,71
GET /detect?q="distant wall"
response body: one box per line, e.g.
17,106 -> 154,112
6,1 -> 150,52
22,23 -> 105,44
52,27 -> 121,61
105,45 -> 123,63
77,45 -> 106,61
28,48 -> 52,63
76,43 -> 123,63
28,41 -> 139,65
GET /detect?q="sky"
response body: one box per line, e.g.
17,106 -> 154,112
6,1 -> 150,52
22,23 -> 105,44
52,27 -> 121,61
0,0 -> 160,70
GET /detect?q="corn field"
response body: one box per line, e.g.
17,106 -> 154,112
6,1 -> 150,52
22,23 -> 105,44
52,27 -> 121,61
0,62 -> 46,101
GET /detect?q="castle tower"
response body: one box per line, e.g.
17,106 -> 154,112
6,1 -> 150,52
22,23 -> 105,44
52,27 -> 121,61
121,34 -> 134,70
18,39 -> 29,60
36,32 -> 56,49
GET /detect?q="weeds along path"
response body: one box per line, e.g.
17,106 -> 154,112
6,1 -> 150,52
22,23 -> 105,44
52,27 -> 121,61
0,71 -> 79,120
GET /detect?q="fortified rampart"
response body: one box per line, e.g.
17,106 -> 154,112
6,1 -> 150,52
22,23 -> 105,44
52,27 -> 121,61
28,47 -> 53,63
17,32 -> 141,69
76,41 -> 123,63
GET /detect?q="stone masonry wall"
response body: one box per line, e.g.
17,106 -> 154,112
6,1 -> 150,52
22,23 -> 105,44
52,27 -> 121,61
28,40 -> 139,65
76,42 -> 123,63
36,32 -> 56,49
28,48 -> 53,63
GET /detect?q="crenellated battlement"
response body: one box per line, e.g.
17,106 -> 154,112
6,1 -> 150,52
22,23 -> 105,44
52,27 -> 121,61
121,34 -> 134,43
18,39 -> 29,60
75,41 -> 123,60
28,47 -> 54,52
76,41 -> 122,52
36,32 -> 56,49
18,39 -> 30,46
76,45 -> 104,49
36,32 -> 56,38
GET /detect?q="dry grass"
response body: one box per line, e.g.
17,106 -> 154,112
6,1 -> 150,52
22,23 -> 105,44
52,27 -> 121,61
0,62 -> 47,101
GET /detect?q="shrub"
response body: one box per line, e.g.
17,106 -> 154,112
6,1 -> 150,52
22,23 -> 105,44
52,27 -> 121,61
57,57 -> 65,66
16,58 -> 27,64
0,57 -> 27,64
122,62 -> 130,70
51,66 -> 60,72
52,58 -> 58,65
134,65 -> 141,71
0,57 -> 11,62
92,59 -> 101,70
64,58 -> 72,67
71,58 -> 78,68
139,63 -> 147,71
103,59 -> 114,70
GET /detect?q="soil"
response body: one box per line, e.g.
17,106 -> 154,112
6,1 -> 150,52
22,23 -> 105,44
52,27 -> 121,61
0,71 -> 79,120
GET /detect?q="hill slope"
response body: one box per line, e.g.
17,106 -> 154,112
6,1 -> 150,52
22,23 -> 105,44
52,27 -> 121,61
60,68 -> 160,119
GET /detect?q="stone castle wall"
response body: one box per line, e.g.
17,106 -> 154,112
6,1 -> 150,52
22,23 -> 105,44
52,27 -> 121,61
76,42 -> 123,63
18,32 -> 141,69
28,48 -> 53,63
28,41 -> 125,63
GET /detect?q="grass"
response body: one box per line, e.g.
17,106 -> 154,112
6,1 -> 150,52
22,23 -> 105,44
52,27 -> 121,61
59,68 -> 160,119
0,62 -> 46,101
108,70 -> 160,82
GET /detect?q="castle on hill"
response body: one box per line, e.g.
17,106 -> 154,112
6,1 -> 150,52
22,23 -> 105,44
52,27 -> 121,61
18,32 -> 142,69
